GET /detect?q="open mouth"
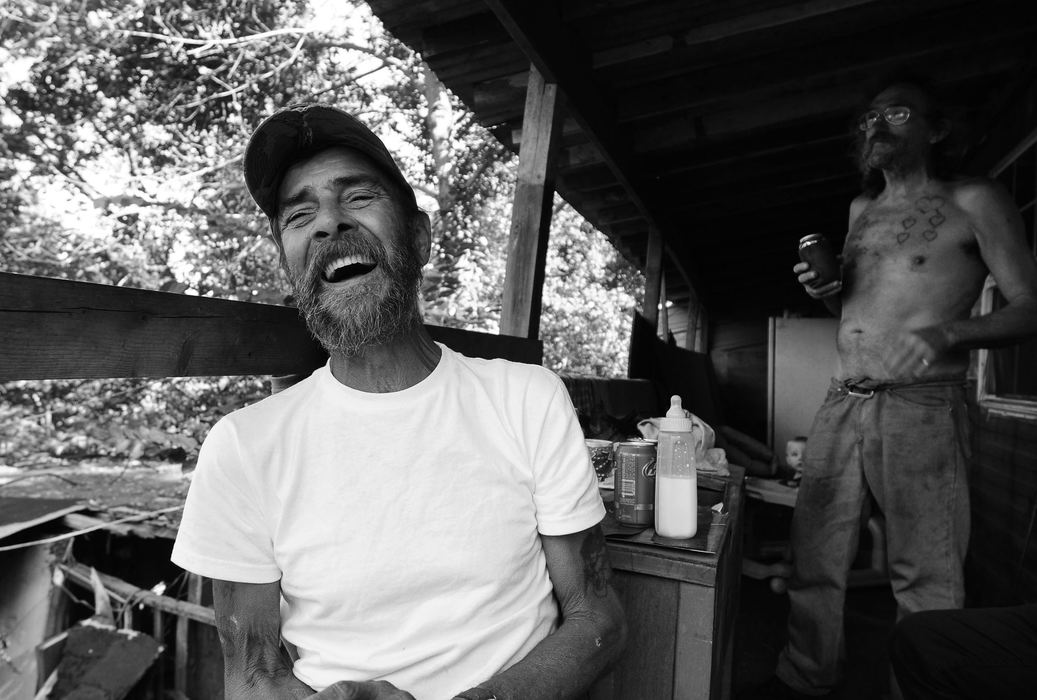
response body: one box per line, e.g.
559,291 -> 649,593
322,255 -> 377,284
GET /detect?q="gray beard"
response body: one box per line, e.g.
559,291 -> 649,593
288,234 -> 424,357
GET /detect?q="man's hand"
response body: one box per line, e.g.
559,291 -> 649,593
884,325 -> 952,378
793,261 -> 842,299
310,680 -> 416,700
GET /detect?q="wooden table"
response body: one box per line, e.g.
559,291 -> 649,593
590,466 -> 745,700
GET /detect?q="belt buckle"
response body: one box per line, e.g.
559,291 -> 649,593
845,383 -> 875,398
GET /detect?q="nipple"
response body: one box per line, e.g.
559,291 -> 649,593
660,395 -> 694,432
666,395 -> 684,418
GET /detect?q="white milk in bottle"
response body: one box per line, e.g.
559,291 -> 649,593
654,395 -> 698,539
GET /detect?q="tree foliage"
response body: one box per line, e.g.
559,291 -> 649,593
0,0 -> 642,466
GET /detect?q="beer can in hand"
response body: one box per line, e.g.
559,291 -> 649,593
798,233 -> 840,288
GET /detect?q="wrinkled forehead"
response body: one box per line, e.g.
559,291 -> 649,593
279,147 -> 386,194
870,83 -> 930,111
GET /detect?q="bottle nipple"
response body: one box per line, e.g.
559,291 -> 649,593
660,394 -> 694,432
666,395 -> 684,418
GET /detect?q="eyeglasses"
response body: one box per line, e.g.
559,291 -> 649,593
857,105 -> 912,131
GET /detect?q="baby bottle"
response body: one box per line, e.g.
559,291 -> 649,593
654,395 -> 698,539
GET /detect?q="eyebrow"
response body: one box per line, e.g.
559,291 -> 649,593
278,175 -> 386,214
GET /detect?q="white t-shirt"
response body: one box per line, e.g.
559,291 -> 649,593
171,345 -> 604,699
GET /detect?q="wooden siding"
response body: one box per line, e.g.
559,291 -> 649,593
967,402 -> 1037,605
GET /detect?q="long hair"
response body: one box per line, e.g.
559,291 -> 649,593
851,72 -> 969,198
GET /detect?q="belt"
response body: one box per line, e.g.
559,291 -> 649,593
835,376 -> 965,399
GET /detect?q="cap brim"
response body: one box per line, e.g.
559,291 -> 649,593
243,104 -> 415,220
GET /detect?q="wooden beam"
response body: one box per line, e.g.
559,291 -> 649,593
642,229 -> 663,330
0,272 -> 326,381
616,3 -> 1033,124
679,0 -> 880,46
658,271 -> 669,340
60,563 -> 215,626
0,273 -> 544,380
500,65 -> 562,339
484,0 -> 705,298
966,62 -> 1037,176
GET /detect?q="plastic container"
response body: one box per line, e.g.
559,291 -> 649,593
654,395 -> 698,539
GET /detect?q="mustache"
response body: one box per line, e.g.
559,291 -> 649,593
294,235 -> 389,287
868,132 -> 898,145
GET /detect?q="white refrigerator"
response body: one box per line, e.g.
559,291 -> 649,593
767,317 -> 841,458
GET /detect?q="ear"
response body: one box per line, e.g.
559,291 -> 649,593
411,211 -> 432,266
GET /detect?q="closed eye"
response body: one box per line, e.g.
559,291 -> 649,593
342,188 -> 382,207
281,208 -> 314,228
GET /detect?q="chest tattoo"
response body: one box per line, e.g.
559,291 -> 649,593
896,195 -> 947,244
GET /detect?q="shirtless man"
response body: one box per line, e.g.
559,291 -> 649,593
762,81 -> 1037,699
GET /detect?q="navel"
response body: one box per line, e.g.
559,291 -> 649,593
911,255 -> 926,268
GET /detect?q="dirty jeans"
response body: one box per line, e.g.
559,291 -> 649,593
775,378 -> 971,695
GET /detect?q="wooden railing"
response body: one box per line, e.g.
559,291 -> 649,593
0,272 -> 542,381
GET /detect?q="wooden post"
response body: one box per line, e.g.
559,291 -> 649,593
695,305 -> 709,353
684,298 -> 697,351
642,228 -> 663,330
175,573 -> 204,694
658,271 -> 669,340
153,607 -> 165,695
500,64 -> 562,339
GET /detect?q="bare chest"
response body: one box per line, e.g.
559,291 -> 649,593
843,193 -> 981,275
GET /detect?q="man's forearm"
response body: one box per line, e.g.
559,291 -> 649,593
224,651 -> 315,700
943,299 -> 1037,351
459,610 -> 626,700
225,669 -> 315,700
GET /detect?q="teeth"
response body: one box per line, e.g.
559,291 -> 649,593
324,255 -> 372,279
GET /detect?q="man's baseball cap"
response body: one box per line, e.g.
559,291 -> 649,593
242,103 -> 417,220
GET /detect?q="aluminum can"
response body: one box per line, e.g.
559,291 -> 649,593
798,233 -> 840,289
614,441 -> 657,526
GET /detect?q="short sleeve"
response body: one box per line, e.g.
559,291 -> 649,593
527,372 -> 605,535
171,417 -> 281,583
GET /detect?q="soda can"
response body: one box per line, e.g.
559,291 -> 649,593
614,441 -> 657,526
798,233 -> 840,289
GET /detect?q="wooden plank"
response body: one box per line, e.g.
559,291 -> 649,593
972,76 -> 1037,177
596,572 -> 678,700
674,582 -> 716,699
683,0 -> 879,46
60,562 -> 215,626
48,623 -> 161,699
483,0 -> 708,301
0,272 -> 325,380
174,573 -> 202,693
0,273 -> 543,379
642,229 -> 663,329
500,64 -> 562,339
152,607 -> 165,695
617,3 -> 1032,123
659,271 -> 669,340
427,325 -> 542,365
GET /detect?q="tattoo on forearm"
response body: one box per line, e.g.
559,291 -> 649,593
580,528 -> 612,598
